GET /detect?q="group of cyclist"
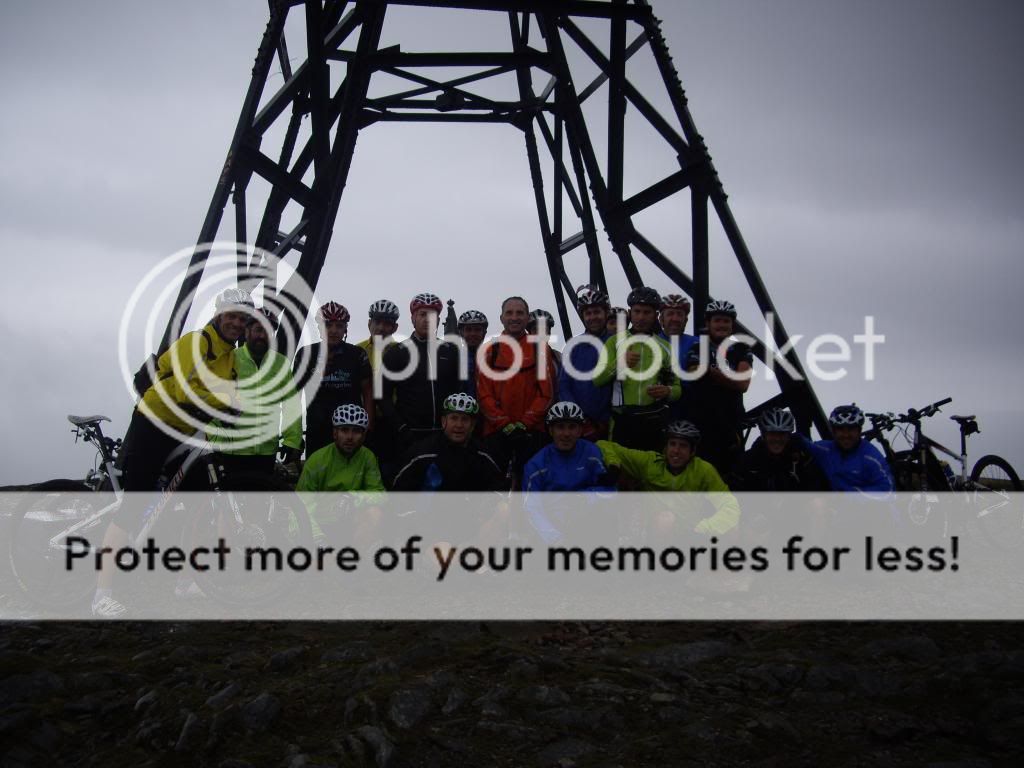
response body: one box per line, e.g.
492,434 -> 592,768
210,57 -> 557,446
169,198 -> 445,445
91,284 -> 894,616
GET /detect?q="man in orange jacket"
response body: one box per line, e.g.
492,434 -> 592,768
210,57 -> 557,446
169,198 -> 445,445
476,296 -> 556,484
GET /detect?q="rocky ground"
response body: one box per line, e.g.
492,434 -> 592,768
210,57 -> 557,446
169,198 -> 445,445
2,620 -> 1023,767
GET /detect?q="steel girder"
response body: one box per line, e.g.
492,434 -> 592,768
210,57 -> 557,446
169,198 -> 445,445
161,0 -> 829,436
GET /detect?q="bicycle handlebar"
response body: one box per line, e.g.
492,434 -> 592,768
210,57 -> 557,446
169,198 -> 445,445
905,396 -> 953,423
867,397 -> 952,430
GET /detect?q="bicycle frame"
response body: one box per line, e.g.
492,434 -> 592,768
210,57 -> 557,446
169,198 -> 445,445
46,431 -> 245,552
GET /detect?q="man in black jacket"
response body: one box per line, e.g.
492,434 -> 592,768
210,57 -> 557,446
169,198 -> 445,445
391,393 -> 505,492
293,301 -> 373,456
379,293 -> 464,456
730,408 -> 830,492
390,392 -> 508,551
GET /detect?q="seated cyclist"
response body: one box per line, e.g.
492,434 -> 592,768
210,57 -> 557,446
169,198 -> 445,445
730,408 -> 831,492
802,404 -> 894,495
523,401 -> 615,544
391,393 -> 505,492
597,420 -> 739,536
391,393 -> 508,555
296,404 -> 385,544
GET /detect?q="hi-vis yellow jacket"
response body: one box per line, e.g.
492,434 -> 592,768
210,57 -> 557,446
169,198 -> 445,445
138,322 -> 237,434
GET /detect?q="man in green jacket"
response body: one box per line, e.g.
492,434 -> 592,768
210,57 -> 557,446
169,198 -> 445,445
593,286 -> 681,450
211,309 -> 303,477
296,404 -> 386,543
597,420 -> 739,536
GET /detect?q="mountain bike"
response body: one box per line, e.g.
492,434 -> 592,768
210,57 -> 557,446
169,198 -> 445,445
865,398 -> 1022,550
5,413 -> 312,613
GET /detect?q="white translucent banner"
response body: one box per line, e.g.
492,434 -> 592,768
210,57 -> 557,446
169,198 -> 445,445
2,491 -> 1021,620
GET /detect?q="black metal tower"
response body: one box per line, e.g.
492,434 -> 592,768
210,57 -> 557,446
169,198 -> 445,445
161,0 -> 829,435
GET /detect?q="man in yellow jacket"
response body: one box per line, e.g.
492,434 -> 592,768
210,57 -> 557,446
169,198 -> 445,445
92,288 -> 250,618
597,420 -> 740,537
593,286 -> 681,450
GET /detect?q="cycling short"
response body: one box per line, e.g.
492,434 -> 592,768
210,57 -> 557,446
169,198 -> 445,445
117,409 -> 182,492
112,409 -> 183,528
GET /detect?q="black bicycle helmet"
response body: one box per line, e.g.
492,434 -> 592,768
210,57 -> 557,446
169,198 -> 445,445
829,404 -> 865,428
627,286 -> 662,309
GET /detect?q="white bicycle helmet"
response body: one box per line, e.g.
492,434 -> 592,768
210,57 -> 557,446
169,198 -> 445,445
215,288 -> 254,311
546,401 -> 585,425
759,408 -> 796,434
443,392 -> 479,415
332,404 -> 369,429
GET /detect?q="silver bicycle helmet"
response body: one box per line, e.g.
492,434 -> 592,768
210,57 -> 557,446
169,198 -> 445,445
368,299 -> 399,321
546,401 -> 585,425
665,420 -> 701,443
759,408 -> 796,434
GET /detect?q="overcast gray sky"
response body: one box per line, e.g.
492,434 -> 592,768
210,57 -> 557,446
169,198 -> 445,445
2,0 -> 1022,485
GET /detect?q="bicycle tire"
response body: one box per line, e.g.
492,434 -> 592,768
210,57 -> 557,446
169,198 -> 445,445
969,455 -> 1023,551
5,487 -> 116,611
183,471 -> 313,611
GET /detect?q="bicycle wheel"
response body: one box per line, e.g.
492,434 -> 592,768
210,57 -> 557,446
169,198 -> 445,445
183,472 -> 313,611
969,455 -> 1023,550
5,487 -> 117,611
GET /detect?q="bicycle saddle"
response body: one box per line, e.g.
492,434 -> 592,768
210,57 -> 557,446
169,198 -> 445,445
950,414 -> 976,422
67,414 -> 111,426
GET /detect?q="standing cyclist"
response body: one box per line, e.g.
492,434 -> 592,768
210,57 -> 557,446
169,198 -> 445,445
558,285 -> 612,441
92,288 -> 250,618
293,301 -> 373,456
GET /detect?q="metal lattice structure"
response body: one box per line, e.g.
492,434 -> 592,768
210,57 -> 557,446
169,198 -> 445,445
162,0 -> 828,435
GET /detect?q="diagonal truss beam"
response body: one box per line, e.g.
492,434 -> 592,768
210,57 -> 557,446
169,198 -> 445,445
163,0 -> 828,437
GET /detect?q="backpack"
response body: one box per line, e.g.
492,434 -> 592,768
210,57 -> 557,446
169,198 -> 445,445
131,329 -> 217,397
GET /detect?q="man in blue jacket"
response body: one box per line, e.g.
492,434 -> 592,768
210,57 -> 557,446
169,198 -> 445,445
806,404 -> 894,495
659,294 -> 698,421
557,286 -> 612,441
523,401 -> 614,544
